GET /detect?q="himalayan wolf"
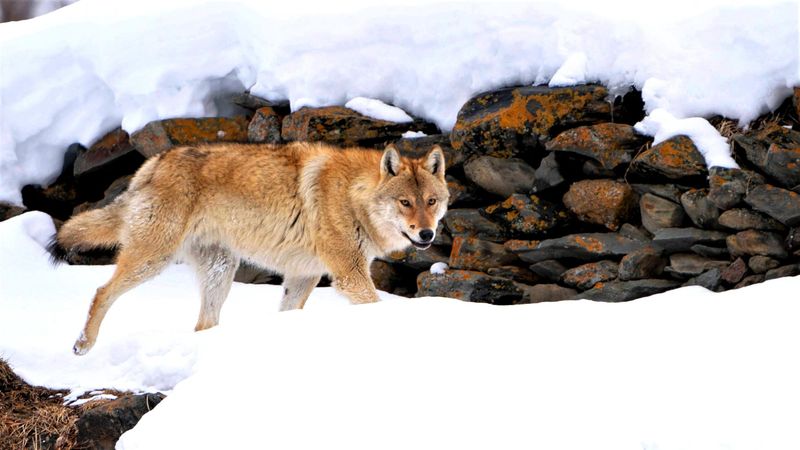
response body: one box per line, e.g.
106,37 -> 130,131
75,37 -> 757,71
50,142 -> 449,355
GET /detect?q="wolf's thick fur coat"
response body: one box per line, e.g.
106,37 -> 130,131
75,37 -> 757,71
52,142 -> 449,354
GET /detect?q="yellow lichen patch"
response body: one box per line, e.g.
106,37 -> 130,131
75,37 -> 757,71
504,239 -> 539,252
163,117 -> 249,144
573,235 -> 604,253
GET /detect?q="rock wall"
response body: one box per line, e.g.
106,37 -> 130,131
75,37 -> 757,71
3,85 -> 799,304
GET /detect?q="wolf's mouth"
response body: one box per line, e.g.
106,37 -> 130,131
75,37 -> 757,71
402,232 -> 432,250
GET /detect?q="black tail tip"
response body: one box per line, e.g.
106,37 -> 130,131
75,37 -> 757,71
46,236 -> 69,265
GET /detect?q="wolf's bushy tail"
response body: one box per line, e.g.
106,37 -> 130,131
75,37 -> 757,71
48,198 -> 125,264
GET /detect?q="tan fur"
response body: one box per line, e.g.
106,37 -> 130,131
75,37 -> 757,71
56,141 -> 449,355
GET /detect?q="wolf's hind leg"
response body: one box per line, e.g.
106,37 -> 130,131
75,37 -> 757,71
186,243 -> 240,331
279,275 -> 321,311
73,245 -> 175,355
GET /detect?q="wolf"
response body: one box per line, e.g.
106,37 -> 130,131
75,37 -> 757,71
50,141 -> 449,355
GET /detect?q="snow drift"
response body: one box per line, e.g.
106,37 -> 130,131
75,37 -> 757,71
1,0 -> 797,204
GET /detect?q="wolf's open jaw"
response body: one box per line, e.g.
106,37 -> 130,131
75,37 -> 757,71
403,232 -> 432,250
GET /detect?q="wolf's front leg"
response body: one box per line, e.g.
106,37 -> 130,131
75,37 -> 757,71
326,256 -> 379,304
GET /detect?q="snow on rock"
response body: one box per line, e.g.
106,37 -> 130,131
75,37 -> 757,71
344,97 -> 413,123
401,130 -> 428,139
430,261 -> 448,274
548,52 -> 588,87
635,108 -> 738,169
0,0 -> 797,204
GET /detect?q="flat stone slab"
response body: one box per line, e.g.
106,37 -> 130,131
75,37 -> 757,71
514,233 -> 645,263
575,279 -> 681,302
652,227 -> 729,253
744,184 -> 800,227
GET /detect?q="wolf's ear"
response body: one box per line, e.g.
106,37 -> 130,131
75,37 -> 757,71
424,145 -> 445,179
381,144 -> 401,178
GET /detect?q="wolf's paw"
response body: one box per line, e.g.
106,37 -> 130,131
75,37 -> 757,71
72,334 -> 94,356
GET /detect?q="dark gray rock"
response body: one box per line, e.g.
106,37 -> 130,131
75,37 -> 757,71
718,208 -> 786,232
561,260 -> 618,290
664,253 -> 729,278
446,175 -> 482,206
732,124 -> 800,189
528,259 -> 569,282
680,189 -> 720,229
707,167 -> 765,210
747,255 -> 781,274
385,245 -> 450,271
640,193 -> 685,234
682,268 -> 723,291
463,156 -> 537,197
481,194 -> 570,237
765,263 -> 800,280
744,184 -> 800,226
652,228 -> 729,253
443,209 -> 506,242
576,279 -> 681,302
618,246 -> 666,281
726,230 -> 788,259
486,266 -> 540,285
416,270 -> 524,305
631,183 -> 684,204
690,244 -> 729,259
619,223 -> 651,242
515,233 -> 645,263
530,152 -> 566,193
74,128 -> 142,178
519,283 -> 578,303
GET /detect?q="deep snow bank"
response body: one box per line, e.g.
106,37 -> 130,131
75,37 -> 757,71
0,0 -> 797,203
1,212 -> 799,450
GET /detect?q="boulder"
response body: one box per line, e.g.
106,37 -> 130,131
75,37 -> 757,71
486,266 -> 540,285
450,84 -> 610,158
370,260 -> 405,293
618,223 -> 651,242
718,208 -> 786,232
562,179 -> 637,231
680,189 -> 720,229
482,194 -> 569,237
0,202 -> 26,222
734,274 -> 765,289
726,230 -> 788,259
513,232 -> 645,263
652,227 -> 729,253
631,183 -> 684,204
765,263 -> 800,280
449,236 -> 518,272
576,279 -> 681,302
720,257 -> 748,285
416,270 -> 524,305
281,106 -> 434,147
744,184 -> 800,226
463,156 -> 536,197
689,244 -> 729,259
707,167 -> 765,210
443,209 -> 507,242
561,260 -> 618,290
131,117 -> 249,157
446,175 -> 481,206
75,393 -> 165,450
618,246 -> 666,281
629,135 -> 706,181
519,284 -> 578,303
639,193 -> 684,234
247,106 -> 282,143
545,122 -> 647,171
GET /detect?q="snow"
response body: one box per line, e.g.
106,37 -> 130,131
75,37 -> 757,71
1,0 -> 798,204
430,261 -> 449,274
344,97 -> 413,123
1,211 -> 799,449
635,108 -> 739,168
401,130 -> 428,139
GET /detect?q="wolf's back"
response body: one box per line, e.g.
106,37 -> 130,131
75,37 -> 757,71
48,196 -> 126,263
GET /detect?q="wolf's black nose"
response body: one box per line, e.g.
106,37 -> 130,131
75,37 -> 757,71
419,229 -> 434,242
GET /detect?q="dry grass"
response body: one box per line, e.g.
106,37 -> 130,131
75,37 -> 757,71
0,359 -> 78,450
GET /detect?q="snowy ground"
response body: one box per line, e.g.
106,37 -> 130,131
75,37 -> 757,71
2,212 -> 799,450
1,0 -> 797,204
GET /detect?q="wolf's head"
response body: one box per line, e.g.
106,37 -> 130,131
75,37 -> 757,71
372,144 -> 450,252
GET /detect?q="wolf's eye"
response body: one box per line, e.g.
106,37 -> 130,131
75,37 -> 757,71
400,199 -> 411,207
428,198 -> 437,206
